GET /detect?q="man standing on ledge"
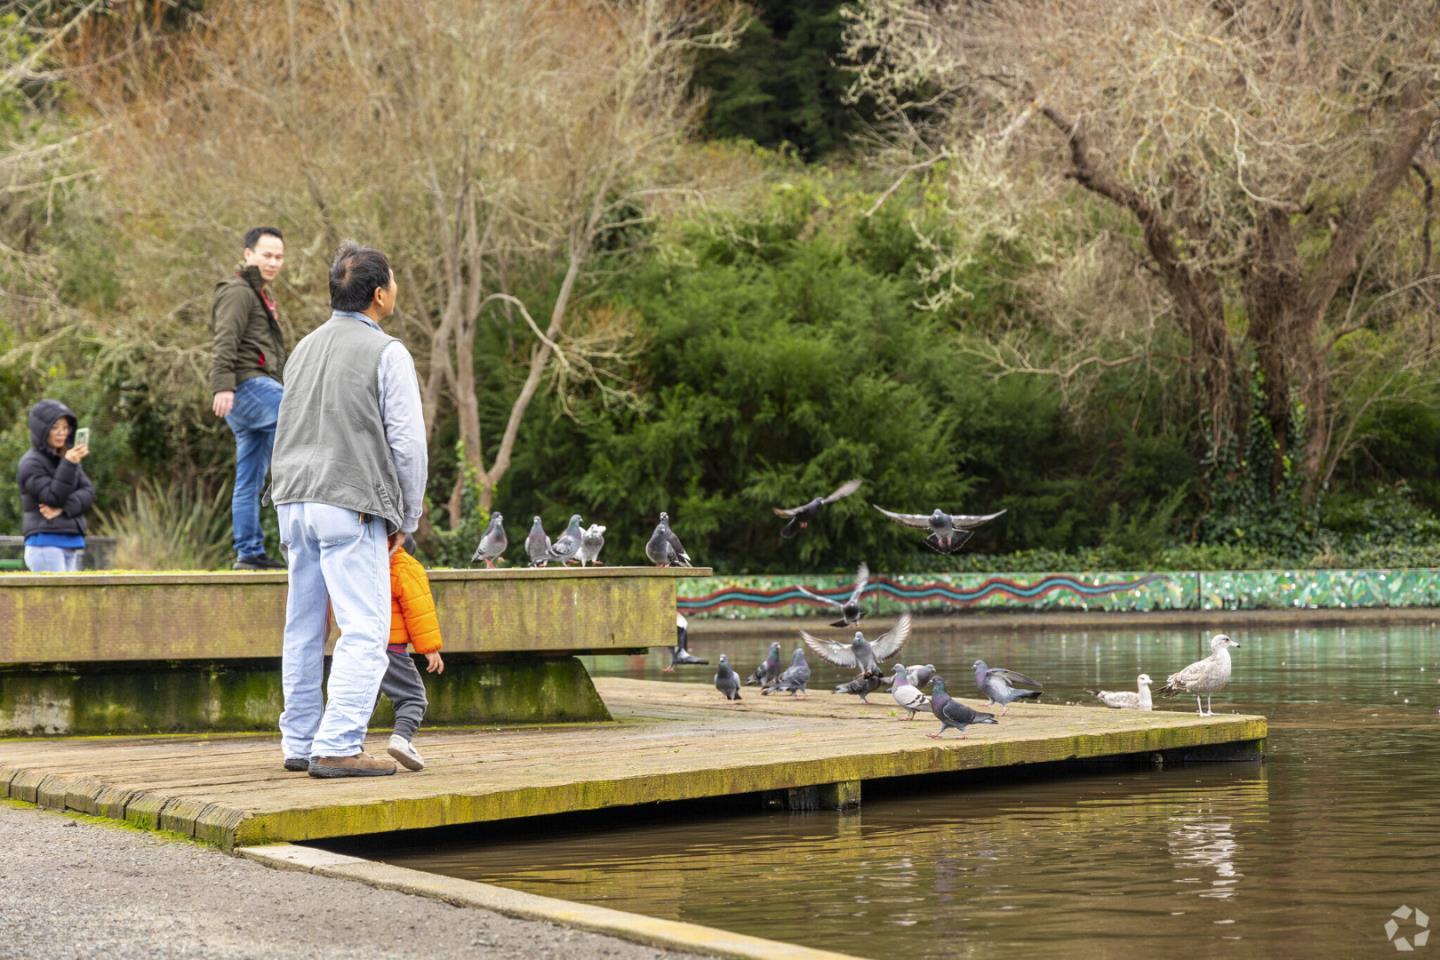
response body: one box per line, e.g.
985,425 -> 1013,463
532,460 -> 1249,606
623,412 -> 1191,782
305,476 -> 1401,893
211,226 -> 289,570
270,241 -> 427,778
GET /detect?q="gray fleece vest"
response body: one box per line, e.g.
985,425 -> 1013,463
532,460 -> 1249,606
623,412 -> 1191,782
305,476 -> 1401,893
270,314 -> 404,532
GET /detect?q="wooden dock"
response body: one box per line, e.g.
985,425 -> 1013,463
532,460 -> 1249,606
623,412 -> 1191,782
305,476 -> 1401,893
0,678 -> 1267,850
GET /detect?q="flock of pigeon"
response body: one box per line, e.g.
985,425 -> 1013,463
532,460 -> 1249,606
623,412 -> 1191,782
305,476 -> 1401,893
466,477 -> 1240,728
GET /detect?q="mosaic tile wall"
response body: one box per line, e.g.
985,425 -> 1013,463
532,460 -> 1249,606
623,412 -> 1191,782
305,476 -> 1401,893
677,569 -> 1440,619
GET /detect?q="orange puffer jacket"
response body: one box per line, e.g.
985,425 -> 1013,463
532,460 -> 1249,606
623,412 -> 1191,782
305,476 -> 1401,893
389,549 -> 443,654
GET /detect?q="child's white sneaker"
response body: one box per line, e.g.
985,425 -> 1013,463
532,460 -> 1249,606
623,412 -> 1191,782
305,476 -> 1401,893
387,734 -> 425,771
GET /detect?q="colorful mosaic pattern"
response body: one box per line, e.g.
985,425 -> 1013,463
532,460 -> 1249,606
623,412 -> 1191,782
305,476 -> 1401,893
678,568 -> 1440,619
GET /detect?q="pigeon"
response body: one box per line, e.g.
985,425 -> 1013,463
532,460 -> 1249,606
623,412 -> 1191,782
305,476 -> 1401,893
544,514 -> 585,565
745,641 -> 783,686
833,672 -> 885,704
525,516 -> 552,567
802,614 -> 912,679
578,523 -> 606,566
762,648 -> 811,697
714,654 -> 742,702
796,562 -> 870,627
928,677 -> 998,739
645,511 -> 693,567
1161,634 -> 1239,716
1088,673 -> 1154,711
773,478 -> 863,539
471,512 -> 507,568
871,505 -> 1006,554
889,662 -> 930,720
664,613 -> 708,672
973,659 -> 1044,716
884,662 -> 937,689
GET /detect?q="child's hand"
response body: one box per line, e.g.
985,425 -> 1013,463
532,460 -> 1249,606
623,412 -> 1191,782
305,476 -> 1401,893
425,652 -> 444,674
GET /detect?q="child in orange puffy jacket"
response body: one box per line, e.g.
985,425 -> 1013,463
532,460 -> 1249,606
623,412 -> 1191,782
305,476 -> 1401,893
381,537 -> 444,771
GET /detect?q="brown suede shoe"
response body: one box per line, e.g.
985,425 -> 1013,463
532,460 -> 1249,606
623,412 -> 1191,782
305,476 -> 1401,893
307,752 -> 397,778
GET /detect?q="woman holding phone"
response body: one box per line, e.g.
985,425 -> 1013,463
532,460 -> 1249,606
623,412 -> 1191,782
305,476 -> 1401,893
16,399 -> 95,572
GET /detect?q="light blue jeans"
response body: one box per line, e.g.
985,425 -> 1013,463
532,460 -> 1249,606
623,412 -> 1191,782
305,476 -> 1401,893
277,501 -> 392,760
24,545 -> 81,572
225,376 -> 284,559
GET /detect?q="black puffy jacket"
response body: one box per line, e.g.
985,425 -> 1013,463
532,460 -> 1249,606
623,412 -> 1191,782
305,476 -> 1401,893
16,399 -> 95,539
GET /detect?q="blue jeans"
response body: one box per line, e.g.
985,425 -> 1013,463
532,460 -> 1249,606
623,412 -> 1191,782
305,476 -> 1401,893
225,376 -> 284,559
277,501 -> 392,760
24,545 -> 81,572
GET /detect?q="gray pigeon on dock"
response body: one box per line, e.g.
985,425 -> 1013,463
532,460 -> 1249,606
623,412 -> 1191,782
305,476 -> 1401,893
762,648 -> 811,697
883,662 -> 936,689
525,516 -> 552,567
544,514 -> 585,565
773,478 -> 863,539
578,523 -> 606,566
664,613 -> 707,672
833,672 -> 885,704
871,505 -> 1006,554
646,512 -> 693,567
796,562 -> 869,627
1161,634 -> 1238,716
471,512 -> 507,568
745,641 -> 783,686
715,654 -> 742,702
889,662 -> 930,720
973,659 -> 1044,717
802,614 -> 912,679
1088,673 -> 1154,711
928,677 -> 998,739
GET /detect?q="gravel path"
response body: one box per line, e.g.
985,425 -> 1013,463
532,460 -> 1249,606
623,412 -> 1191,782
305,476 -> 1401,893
0,801 -> 700,960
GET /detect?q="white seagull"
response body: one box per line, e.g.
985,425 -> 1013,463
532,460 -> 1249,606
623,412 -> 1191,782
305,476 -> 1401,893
1088,673 -> 1153,710
1161,635 -> 1239,716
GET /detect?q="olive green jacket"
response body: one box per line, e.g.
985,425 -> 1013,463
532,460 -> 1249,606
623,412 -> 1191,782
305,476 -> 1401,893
209,265 -> 288,394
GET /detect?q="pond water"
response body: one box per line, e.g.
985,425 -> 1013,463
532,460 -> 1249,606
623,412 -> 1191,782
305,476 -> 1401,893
341,621 -> 1440,959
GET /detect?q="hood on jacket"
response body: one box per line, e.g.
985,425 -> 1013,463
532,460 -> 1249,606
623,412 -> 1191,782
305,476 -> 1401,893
27,399 -> 77,455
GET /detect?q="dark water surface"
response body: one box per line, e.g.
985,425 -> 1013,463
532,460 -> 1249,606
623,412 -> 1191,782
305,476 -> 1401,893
352,622 -> 1440,959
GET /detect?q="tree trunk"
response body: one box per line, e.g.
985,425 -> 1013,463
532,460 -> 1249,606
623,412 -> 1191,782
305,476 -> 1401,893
1244,207 -> 1305,492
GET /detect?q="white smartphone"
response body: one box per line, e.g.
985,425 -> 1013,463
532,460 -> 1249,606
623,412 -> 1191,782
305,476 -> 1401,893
74,427 -> 90,447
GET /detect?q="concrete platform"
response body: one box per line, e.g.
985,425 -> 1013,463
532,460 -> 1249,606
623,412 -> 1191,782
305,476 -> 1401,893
0,678 -> 1267,850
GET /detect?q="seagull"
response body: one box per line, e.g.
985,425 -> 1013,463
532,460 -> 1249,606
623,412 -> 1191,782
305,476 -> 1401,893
889,662 -> 930,720
645,511 -> 693,567
714,654 -> 742,702
773,478 -> 862,539
871,505 -> 1006,554
663,613 -> 707,672
833,672 -> 885,704
796,562 -> 869,627
578,523 -> 606,566
525,516 -> 552,567
745,641 -> 783,687
802,614 -> 912,679
762,648 -> 811,697
973,659 -> 1044,717
927,677 -> 998,739
471,512 -> 507,568
1088,674 -> 1154,710
544,514 -> 584,565
1161,634 -> 1239,716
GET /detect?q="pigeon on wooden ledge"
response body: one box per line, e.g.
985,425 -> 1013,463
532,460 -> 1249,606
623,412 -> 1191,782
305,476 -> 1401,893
578,523 -> 606,566
1088,673 -> 1154,710
471,512 -> 507,568
745,641 -> 783,687
1161,634 -> 1238,716
714,654 -> 742,702
973,660 -> 1044,717
762,648 -> 811,697
889,662 -> 930,720
645,512 -> 693,567
525,516 -> 552,567
773,478 -> 862,539
928,677 -> 998,739
544,514 -> 584,565
833,672 -> 885,704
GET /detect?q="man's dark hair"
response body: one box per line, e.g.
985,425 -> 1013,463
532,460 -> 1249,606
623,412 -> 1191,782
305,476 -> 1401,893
243,226 -> 284,250
329,241 -> 393,312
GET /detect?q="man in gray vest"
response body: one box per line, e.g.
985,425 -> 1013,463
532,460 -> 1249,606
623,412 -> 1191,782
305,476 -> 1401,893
270,241 -> 428,778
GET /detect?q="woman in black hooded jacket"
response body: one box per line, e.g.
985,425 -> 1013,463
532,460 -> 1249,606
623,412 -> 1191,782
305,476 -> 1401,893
16,399 -> 95,572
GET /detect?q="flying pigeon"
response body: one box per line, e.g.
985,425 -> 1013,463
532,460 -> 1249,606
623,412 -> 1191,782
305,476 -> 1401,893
773,478 -> 863,539
663,613 -> 707,672
714,654 -> 742,702
578,523 -> 606,566
833,672 -> 885,704
884,662 -> 937,689
928,677 -> 998,739
471,512 -> 507,568
802,614 -> 912,679
525,516 -> 552,567
973,659 -> 1044,716
796,562 -> 870,628
544,514 -> 585,565
1088,673 -> 1154,710
871,505 -> 1006,554
889,662 -> 930,720
745,641 -> 783,687
1161,634 -> 1238,716
645,511 -> 693,567
762,648 -> 811,697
